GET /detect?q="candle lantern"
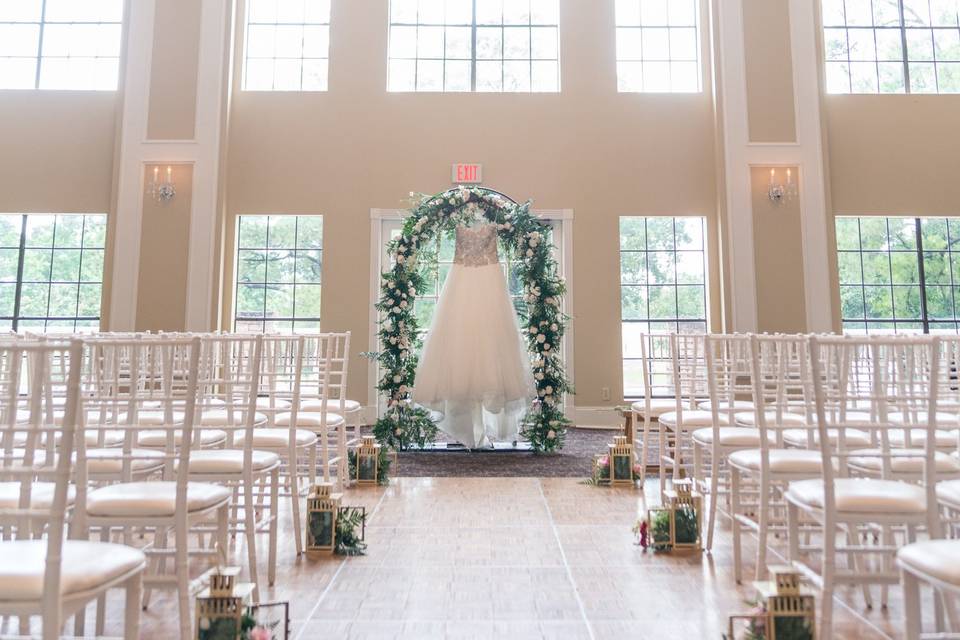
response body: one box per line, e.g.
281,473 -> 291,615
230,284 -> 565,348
195,566 -> 255,640
645,479 -> 702,552
608,435 -> 635,485
727,566 -> 816,639
306,482 -> 342,555
355,435 -> 381,485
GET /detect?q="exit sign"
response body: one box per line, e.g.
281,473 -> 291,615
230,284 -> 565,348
452,163 -> 483,184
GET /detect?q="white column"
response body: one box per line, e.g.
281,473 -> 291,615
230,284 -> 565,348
713,0 -> 834,333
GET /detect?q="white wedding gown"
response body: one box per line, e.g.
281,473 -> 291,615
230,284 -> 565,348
413,223 -> 536,448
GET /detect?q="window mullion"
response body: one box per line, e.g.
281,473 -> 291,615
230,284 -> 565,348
898,0 -> 912,92
11,215 -> 28,332
34,0 -> 48,89
915,217 -> 931,333
471,0 -> 478,91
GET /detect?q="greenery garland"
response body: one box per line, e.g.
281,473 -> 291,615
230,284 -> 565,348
373,187 -> 572,453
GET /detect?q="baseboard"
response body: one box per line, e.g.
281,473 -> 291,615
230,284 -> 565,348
568,405 -> 623,429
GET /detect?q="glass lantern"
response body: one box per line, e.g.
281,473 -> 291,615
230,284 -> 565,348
355,435 -> 381,485
646,478 -> 702,552
609,435 -> 635,485
727,566 -> 816,639
195,566 -> 254,640
306,482 -> 342,555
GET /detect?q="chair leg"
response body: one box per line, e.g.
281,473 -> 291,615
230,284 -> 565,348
96,526 -> 110,635
123,572 -> 142,640
787,502 -> 800,563
820,522 -> 836,640
176,533 -> 191,640
845,525 -> 873,609
73,603 -> 86,636
269,467 -> 279,586
704,447 -> 720,552
902,569 -> 922,640
658,422 -> 668,497
143,527 -> 168,609
292,464 -> 304,555
243,482 -> 261,603
755,472 -> 769,581
730,467 -> 743,584
217,503 -> 229,565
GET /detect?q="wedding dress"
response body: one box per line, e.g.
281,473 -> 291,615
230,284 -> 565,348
413,223 -> 536,448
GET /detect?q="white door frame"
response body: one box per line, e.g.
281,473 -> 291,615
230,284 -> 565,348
367,207 -> 575,421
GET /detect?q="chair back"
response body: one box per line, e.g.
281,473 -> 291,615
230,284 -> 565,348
748,333 -> 814,451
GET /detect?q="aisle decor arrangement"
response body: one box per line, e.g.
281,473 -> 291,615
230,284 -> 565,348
640,479 -> 702,551
305,482 -> 368,557
195,566 -> 255,640
372,187 -> 572,453
725,566 -> 816,640
349,435 -> 388,485
245,602 -> 291,640
587,435 -> 643,486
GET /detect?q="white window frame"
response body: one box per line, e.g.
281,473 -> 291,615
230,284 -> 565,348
614,0 -> 703,93
368,207 -> 574,417
240,0 -> 332,92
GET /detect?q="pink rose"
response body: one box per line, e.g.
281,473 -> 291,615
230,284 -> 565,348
249,627 -> 272,640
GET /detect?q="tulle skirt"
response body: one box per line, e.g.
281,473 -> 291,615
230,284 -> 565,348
413,262 -> 536,448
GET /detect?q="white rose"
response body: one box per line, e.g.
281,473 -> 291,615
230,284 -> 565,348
400,350 -> 408,357
536,334 -> 546,343
529,326 -> 537,334
549,420 -> 560,427
547,429 -> 556,439
397,255 -> 406,264
400,300 -> 408,308
399,384 -> 408,393
389,337 -> 397,344
535,372 -> 544,380
393,375 -> 402,383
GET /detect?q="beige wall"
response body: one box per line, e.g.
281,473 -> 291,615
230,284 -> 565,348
224,0 -> 719,405
742,0 -> 797,143
146,0 -> 202,140
136,164 -> 193,332
750,166 -> 807,333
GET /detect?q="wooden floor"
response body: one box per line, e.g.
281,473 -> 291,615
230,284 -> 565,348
4,476 -> 925,639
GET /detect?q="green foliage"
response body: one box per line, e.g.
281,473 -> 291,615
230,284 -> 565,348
335,507 -> 368,556
374,188 -> 572,453
347,446 -> 393,485
197,612 -> 255,640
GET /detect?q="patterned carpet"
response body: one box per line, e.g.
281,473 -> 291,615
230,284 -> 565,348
384,426 -> 650,478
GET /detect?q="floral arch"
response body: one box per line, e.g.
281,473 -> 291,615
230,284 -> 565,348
372,187 -> 571,453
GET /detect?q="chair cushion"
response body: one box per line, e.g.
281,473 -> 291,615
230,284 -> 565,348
631,398 -> 679,418
936,478 -> 960,507
898,539 -> 960,587
11,429 -> 126,448
659,410 -> 730,429
234,428 -> 318,449
255,397 -> 291,411
698,400 -> 755,412
86,481 -> 231,517
888,411 -> 960,427
728,448 -> 823,474
199,409 -> 267,427
180,449 -> 280,474
0,482 -> 75,509
84,448 -> 166,474
888,429 -> 959,449
692,427 -> 768,447
734,411 -> 809,427
786,478 -> 927,514
118,410 -> 185,426
0,540 -> 145,601
847,449 -> 960,473
782,428 -> 872,449
274,411 -> 345,428
300,398 -> 362,413
137,429 -> 227,447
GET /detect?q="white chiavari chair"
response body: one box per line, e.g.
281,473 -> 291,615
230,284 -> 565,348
692,333 -> 759,551
78,336 -> 231,639
0,339 -> 145,640
630,333 -> 676,487
786,335 -> 941,638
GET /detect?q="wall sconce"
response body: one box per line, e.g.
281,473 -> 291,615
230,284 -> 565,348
768,168 -> 797,204
148,165 -> 176,203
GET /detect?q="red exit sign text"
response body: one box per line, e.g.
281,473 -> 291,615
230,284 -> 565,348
452,163 -> 483,184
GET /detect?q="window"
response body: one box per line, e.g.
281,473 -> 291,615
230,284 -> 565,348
837,216 -> 960,333
234,215 -> 322,333
615,0 -> 701,92
0,214 -> 106,333
620,217 -> 708,397
822,0 -> 960,94
387,0 -> 560,92
0,0 -> 123,90
243,0 -> 330,91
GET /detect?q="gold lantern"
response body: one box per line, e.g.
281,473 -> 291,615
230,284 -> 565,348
195,566 -> 254,640
727,566 -> 816,639
355,435 -> 381,485
591,454 -> 611,485
608,435 -> 635,486
306,482 -> 342,555
646,478 -> 702,551
616,405 -> 636,443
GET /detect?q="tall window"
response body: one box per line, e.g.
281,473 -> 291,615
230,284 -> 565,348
243,0 -> 331,91
620,217 -> 708,397
614,0 -> 701,92
387,0 -> 560,92
823,0 -> 960,94
0,214 -> 106,333
837,216 -> 960,333
234,215 -> 323,333
0,0 -> 124,90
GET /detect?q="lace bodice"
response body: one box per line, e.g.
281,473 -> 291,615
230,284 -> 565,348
454,224 -> 499,267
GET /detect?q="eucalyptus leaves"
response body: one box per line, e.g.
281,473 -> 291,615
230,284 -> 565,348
374,187 -> 571,453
